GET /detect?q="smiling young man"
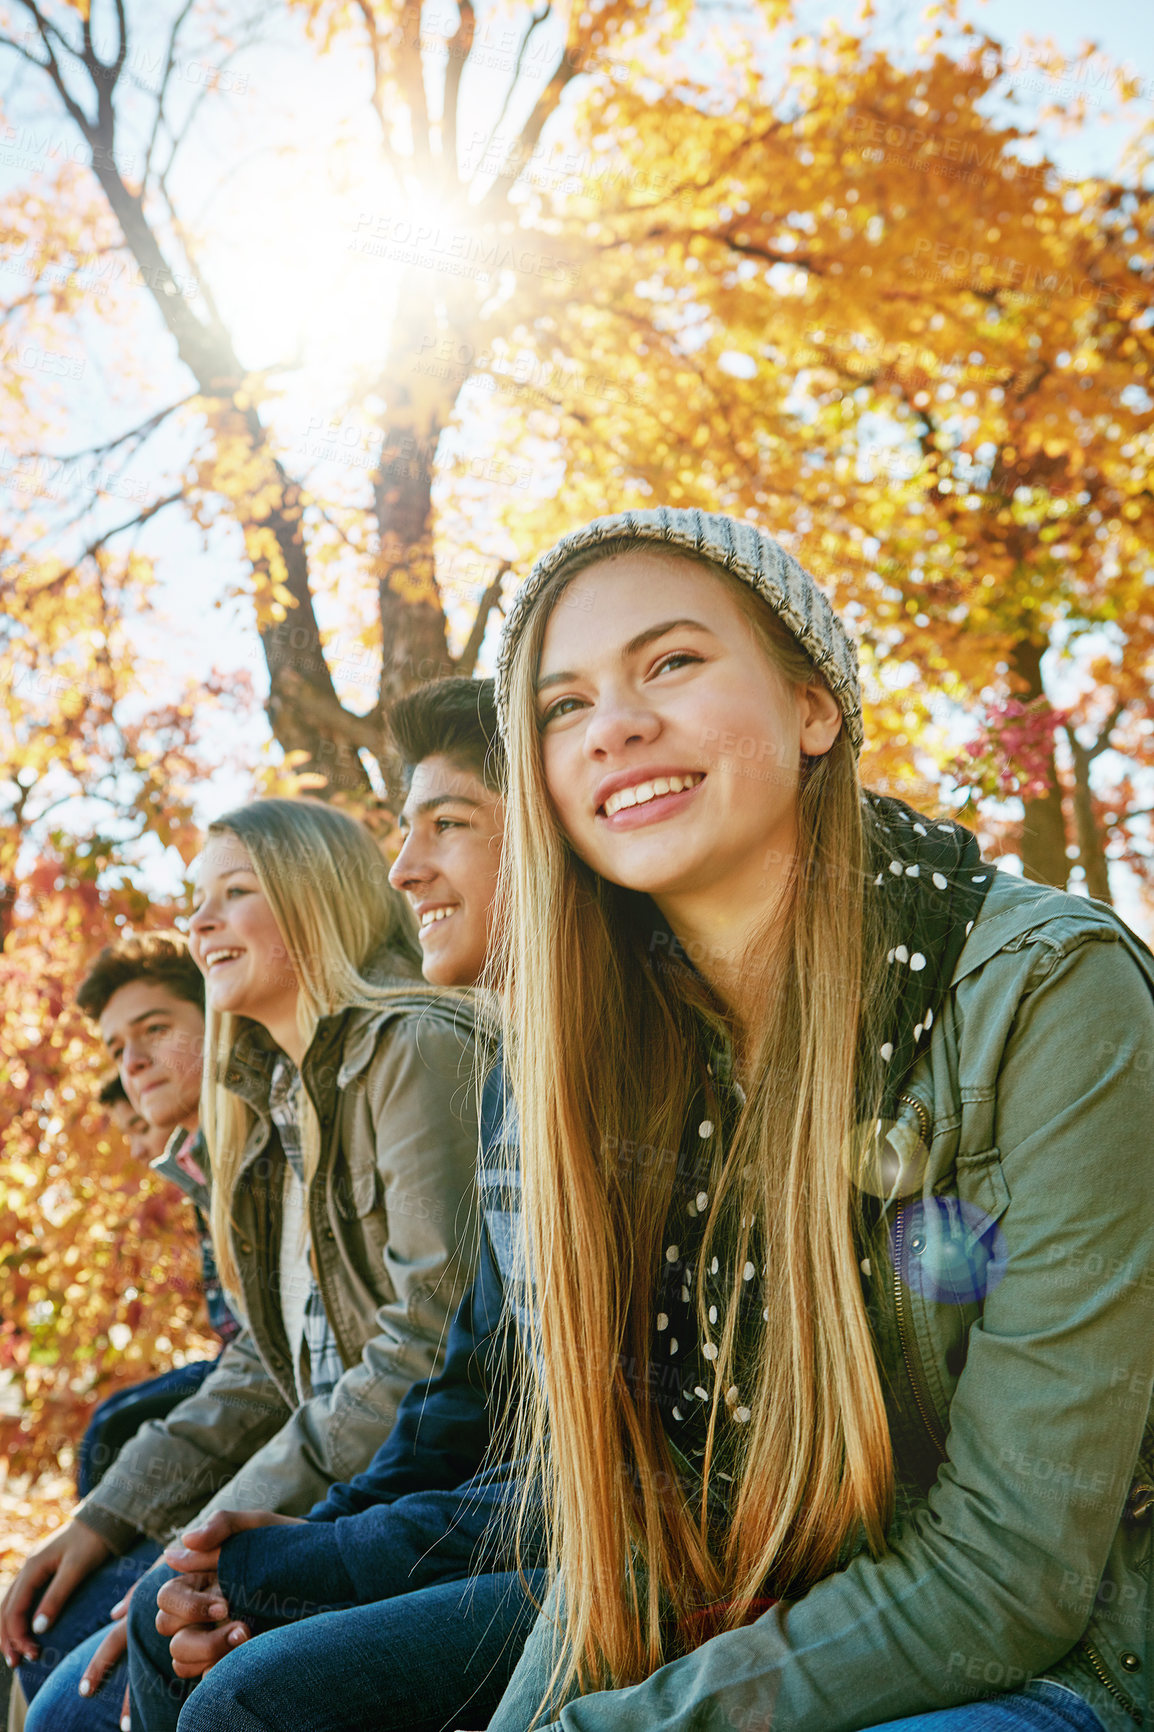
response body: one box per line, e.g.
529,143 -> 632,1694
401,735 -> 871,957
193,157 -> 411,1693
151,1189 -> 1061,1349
387,675 -> 505,988
0,935 -> 239,1730
118,677 -> 542,1732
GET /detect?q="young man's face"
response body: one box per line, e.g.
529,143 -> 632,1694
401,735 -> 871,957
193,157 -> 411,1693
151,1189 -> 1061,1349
109,1096 -> 172,1164
388,753 -> 504,987
98,982 -> 205,1135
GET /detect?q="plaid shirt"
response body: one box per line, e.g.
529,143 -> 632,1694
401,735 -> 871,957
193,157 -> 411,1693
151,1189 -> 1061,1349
268,1053 -> 345,1400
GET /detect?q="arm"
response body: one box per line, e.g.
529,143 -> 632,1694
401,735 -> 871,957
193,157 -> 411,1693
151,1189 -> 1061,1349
553,935 -> 1154,1732
190,1011 -> 483,1522
209,1225 -> 512,1615
74,1329 -> 294,1551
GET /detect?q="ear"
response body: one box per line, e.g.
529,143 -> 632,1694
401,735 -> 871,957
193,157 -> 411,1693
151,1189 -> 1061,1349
798,682 -> 843,758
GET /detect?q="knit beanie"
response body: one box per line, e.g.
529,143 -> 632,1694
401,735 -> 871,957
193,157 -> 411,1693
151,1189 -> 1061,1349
494,507 -> 863,754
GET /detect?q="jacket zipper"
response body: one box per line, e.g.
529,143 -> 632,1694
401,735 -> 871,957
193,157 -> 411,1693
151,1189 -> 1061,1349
891,1093 -> 948,1462
1077,1637 -> 1141,1723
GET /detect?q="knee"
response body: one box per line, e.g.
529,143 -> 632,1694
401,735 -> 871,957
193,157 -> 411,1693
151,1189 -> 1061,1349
127,1559 -> 176,1659
177,1658 -> 266,1732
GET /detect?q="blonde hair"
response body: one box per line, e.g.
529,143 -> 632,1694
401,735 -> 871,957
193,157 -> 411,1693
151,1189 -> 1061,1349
498,557 -> 896,1702
200,797 -> 421,1294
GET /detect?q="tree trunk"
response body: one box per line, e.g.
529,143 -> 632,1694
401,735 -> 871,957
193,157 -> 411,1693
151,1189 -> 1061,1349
1067,731 -> 1114,904
371,282 -> 465,706
1008,636 -> 1070,889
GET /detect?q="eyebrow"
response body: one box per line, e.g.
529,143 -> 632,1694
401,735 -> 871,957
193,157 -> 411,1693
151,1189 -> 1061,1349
106,1007 -> 171,1044
398,792 -> 481,829
536,617 -> 715,693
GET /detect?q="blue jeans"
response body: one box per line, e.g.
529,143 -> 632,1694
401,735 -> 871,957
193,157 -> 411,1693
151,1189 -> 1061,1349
18,1541 -> 161,1719
77,1360 -> 219,1498
172,1571 -> 544,1732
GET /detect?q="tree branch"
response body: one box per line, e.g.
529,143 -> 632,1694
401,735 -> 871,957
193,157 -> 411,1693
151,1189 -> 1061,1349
455,561 -> 509,677
141,0 -> 196,187
477,4 -> 550,178
441,0 -> 474,181
276,667 -> 385,759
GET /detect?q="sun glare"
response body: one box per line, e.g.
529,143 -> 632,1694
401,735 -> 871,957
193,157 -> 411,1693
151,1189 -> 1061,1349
202,153 -> 450,388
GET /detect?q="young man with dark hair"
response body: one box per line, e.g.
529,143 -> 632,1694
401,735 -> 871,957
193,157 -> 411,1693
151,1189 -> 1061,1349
2,933 -> 237,1726
121,677 -> 538,1732
75,1075 -> 230,1503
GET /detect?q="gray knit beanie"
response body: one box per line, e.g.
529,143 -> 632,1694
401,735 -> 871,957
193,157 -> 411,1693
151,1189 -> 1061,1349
494,507 -> 863,754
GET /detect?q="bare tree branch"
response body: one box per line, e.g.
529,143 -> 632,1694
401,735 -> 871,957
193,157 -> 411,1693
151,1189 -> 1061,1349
441,0 -> 474,182
50,396 -> 196,466
142,0 -> 196,186
477,4 -> 550,179
455,561 -> 509,676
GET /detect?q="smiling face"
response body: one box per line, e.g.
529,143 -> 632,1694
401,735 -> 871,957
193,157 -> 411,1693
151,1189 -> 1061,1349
388,754 -> 504,986
188,834 -> 300,1038
99,982 -> 205,1135
534,551 -> 842,926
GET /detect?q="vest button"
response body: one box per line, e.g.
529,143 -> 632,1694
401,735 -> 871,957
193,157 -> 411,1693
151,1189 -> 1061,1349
238,1238 -> 254,1255
323,1226 -> 335,1241
1120,1652 -> 1142,1673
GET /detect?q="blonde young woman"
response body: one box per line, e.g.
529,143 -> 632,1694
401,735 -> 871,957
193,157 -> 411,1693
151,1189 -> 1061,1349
483,509 -> 1154,1732
13,797 -> 484,1732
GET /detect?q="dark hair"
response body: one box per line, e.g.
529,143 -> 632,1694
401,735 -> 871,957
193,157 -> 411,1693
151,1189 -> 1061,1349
386,678 -> 504,794
77,931 -> 205,1022
98,1072 -> 130,1108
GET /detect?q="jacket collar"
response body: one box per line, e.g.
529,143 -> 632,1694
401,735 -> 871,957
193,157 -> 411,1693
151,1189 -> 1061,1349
217,945 -> 462,1109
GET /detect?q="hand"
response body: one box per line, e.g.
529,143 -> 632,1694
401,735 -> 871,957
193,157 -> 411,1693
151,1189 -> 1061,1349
155,1572 -> 248,1681
77,1584 -> 135,1729
0,1521 -> 112,1666
163,1509 -> 304,1575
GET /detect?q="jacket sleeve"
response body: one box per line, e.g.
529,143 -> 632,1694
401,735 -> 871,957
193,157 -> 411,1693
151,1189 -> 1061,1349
308,1222 -> 507,1519
552,932 -> 1154,1732
190,1010 -> 483,1523
74,1329 -> 294,1551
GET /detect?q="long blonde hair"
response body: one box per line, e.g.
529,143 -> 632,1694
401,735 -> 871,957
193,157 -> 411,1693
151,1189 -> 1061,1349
499,560 -> 897,1699
199,797 -> 422,1294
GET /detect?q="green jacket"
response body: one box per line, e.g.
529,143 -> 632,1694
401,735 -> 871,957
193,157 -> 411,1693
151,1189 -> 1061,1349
77,980 -> 483,1551
552,872 -> 1154,1732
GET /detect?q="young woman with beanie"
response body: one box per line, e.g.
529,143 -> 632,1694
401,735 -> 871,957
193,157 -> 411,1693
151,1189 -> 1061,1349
484,508 -> 1154,1732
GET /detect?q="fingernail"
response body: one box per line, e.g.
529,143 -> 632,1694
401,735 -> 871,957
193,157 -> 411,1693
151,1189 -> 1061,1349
227,1627 -> 246,1645
122,1717 -> 131,1731
208,1604 -> 228,1620
165,1547 -> 189,1563
79,1679 -> 92,1697
5,1655 -> 15,1669
31,1615 -> 49,1635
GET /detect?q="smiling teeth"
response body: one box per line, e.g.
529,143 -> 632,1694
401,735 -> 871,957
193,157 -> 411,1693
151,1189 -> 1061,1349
420,907 -> 457,929
205,949 -> 243,966
604,773 -> 703,819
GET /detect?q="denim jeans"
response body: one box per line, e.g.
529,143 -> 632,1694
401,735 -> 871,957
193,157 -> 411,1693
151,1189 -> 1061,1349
77,1361 -> 218,1498
168,1570 -> 545,1732
17,1540 -> 161,1719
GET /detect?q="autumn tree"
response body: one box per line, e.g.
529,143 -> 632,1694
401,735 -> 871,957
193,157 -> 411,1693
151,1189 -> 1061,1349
3,0 -> 1153,1523
0,560 -> 257,1551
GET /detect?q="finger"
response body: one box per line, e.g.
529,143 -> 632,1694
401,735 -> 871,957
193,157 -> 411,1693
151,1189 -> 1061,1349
30,1552 -> 91,1640
78,1619 -> 128,1697
163,1542 -> 221,1574
156,1600 -> 229,1640
156,1580 -> 228,1630
168,1623 -> 243,1681
3,1554 -> 57,1655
